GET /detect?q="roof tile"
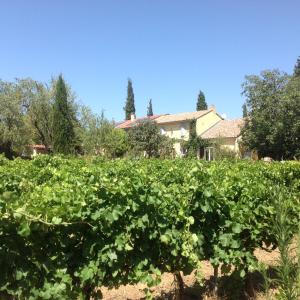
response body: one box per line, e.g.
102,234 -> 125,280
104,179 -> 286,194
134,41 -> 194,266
155,109 -> 212,124
201,118 -> 244,139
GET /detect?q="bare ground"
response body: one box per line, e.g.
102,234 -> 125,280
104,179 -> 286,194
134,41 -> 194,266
100,248 -> 280,300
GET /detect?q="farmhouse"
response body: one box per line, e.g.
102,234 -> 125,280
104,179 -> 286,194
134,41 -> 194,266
116,106 -> 245,159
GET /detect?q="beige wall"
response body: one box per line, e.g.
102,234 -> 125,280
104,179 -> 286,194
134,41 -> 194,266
157,111 -> 223,156
173,142 -> 182,156
219,137 -> 238,152
157,111 -> 222,156
210,137 -> 240,156
159,121 -> 190,141
196,111 -> 222,136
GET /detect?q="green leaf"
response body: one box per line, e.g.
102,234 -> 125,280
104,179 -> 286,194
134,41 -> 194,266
232,223 -> 242,234
108,251 -> 118,261
125,243 -> 133,251
142,214 -> 149,223
160,235 -> 169,244
240,269 -> 246,278
18,223 -> 30,237
52,216 -> 62,225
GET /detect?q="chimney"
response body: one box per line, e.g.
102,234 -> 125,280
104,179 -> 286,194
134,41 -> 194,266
130,113 -> 136,121
209,105 -> 216,112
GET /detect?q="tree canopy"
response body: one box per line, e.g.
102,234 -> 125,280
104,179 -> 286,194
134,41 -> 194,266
128,119 -> 174,158
196,90 -> 207,111
147,99 -> 153,116
79,107 -> 128,157
242,103 -> 248,118
124,79 -> 136,120
294,56 -> 300,77
0,80 -> 30,158
52,75 -> 76,154
241,69 -> 300,159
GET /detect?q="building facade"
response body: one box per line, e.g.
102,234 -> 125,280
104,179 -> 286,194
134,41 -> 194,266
116,107 -> 244,159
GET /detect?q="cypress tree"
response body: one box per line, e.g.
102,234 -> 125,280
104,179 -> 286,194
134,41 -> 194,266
52,74 -> 76,154
196,90 -> 207,111
242,103 -> 248,118
293,56 -> 300,77
124,79 -> 136,120
147,99 -> 153,116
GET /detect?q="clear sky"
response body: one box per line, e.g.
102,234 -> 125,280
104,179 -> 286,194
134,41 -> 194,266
1,1 -> 299,121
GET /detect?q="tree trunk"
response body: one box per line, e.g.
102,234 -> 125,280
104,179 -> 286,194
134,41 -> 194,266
245,271 -> 255,298
1,141 -> 14,160
212,265 -> 218,295
174,271 -> 184,300
83,284 -> 92,300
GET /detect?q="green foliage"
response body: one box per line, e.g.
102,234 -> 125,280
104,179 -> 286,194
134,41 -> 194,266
181,119 -> 208,157
0,80 -> 31,158
158,135 -> 176,158
124,79 -> 136,120
211,137 -> 238,160
294,56 -> 300,78
0,157 -> 299,299
0,77 -> 81,158
52,75 -> 76,154
272,196 -> 300,300
196,90 -> 207,111
79,109 -> 129,158
241,70 -> 300,159
128,119 -> 172,157
147,99 -> 153,117
104,128 -> 128,158
242,103 -> 248,118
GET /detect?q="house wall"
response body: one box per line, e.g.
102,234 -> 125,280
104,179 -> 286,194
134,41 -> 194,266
158,111 -> 222,156
196,111 -> 222,136
220,137 -> 238,152
158,122 -> 189,156
158,121 -> 190,141
209,137 -> 240,155
173,142 -> 182,156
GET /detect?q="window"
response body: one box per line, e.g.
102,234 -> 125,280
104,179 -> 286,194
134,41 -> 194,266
204,147 -> 214,161
180,125 -> 186,137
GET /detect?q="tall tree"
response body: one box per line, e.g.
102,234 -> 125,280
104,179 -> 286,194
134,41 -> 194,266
17,78 -> 53,147
241,69 -> 300,159
147,99 -> 153,116
124,79 -> 136,120
0,80 -> 30,158
293,56 -> 300,77
79,107 -> 128,157
52,75 -> 76,154
196,90 -> 207,111
242,103 -> 248,118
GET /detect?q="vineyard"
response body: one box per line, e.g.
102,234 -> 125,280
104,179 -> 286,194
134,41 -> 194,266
0,155 -> 299,299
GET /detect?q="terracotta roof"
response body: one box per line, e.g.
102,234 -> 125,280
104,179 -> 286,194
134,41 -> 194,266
201,118 -> 245,139
155,109 -> 213,124
116,115 -> 164,129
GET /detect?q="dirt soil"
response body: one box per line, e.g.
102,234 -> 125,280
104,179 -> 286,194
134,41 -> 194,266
100,248 -> 280,300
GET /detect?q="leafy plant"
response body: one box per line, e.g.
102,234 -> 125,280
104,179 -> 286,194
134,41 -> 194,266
0,157 -> 299,299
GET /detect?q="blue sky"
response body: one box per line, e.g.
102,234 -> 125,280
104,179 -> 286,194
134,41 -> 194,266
1,1 -> 299,121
